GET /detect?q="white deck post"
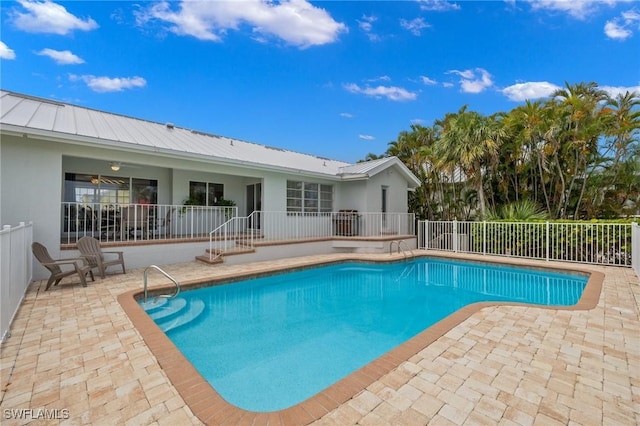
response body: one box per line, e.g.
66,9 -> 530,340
453,219 -> 458,253
483,221 -> 486,255
545,221 -> 550,262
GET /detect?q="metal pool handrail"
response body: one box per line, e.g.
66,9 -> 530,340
143,265 -> 181,302
390,240 -> 413,260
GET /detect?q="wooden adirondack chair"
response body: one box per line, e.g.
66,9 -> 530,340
77,236 -> 126,278
32,242 -> 95,290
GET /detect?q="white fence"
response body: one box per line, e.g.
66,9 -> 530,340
210,211 -> 415,259
251,211 -> 415,240
1,222 -> 33,342
61,202 -> 236,244
418,220 -> 635,268
633,223 -> 639,276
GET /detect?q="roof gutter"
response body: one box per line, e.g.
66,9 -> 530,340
0,124 -> 345,181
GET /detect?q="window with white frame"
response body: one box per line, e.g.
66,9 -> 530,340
287,180 -> 333,214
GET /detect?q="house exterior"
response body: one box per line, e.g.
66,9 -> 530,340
0,90 -> 420,279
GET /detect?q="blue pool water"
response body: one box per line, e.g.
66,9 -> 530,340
140,258 -> 588,412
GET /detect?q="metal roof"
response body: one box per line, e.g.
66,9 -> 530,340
339,157 -> 421,187
0,90 -> 418,186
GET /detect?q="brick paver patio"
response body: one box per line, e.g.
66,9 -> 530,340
1,252 -> 638,425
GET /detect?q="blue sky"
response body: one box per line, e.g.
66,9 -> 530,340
1,0 -> 639,163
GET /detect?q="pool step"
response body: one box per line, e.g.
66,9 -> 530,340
156,299 -> 206,333
139,297 -> 168,313
146,298 -> 187,321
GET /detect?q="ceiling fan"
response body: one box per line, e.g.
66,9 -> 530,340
109,161 -> 141,171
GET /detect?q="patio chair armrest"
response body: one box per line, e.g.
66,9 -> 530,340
43,259 -> 86,268
101,251 -> 124,261
64,256 -> 92,266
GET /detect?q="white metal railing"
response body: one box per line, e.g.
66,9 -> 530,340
209,211 -> 415,259
253,211 -> 415,240
418,220 -> 635,267
61,202 -> 237,244
143,265 -> 181,302
208,216 -> 256,261
633,223 -> 639,277
1,222 -> 33,342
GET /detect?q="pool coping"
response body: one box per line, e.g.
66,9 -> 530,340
117,253 -> 604,425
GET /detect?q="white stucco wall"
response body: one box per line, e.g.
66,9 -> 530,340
1,135 -> 64,277
366,167 -> 409,213
337,180 -> 368,212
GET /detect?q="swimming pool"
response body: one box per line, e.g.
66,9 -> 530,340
139,257 -> 588,412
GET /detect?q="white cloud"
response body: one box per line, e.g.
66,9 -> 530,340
36,48 -> 84,64
358,15 -> 376,32
358,15 -> 380,42
449,69 -> 474,79
359,134 -> 375,140
344,83 -> 418,101
0,41 -> 16,60
622,9 -> 640,20
604,9 -> 640,40
367,75 -> 391,82
136,0 -> 346,48
340,112 -> 354,118
420,76 -> 437,85
69,74 -> 147,93
11,0 -> 98,35
527,0 -> 593,19
447,68 -> 494,93
502,81 -> 562,101
600,84 -> 640,98
605,20 -> 632,39
525,0 -> 634,20
400,17 -> 431,36
417,0 -> 460,12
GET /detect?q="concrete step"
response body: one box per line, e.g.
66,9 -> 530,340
205,247 -> 256,256
195,254 -> 224,265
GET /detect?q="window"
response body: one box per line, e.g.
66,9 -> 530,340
320,184 -> 333,213
287,180 -> 333,214
133,178 -> 158,205
287,181 -> 302,212
64,173 -> 157,205
189,181 -> 224,206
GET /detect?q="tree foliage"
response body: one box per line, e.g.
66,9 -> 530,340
366,82 -> 640,220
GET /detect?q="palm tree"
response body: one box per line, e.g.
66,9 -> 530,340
550,82 -> 608,218
386,124 -> 447,219
486,199 -> 548,220
596,90 -> 640,216
435,107 -> 507,220
357,152 -> 386,163
504,100 -> 554,214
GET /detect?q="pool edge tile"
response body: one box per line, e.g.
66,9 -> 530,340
117,253 -> 604,425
